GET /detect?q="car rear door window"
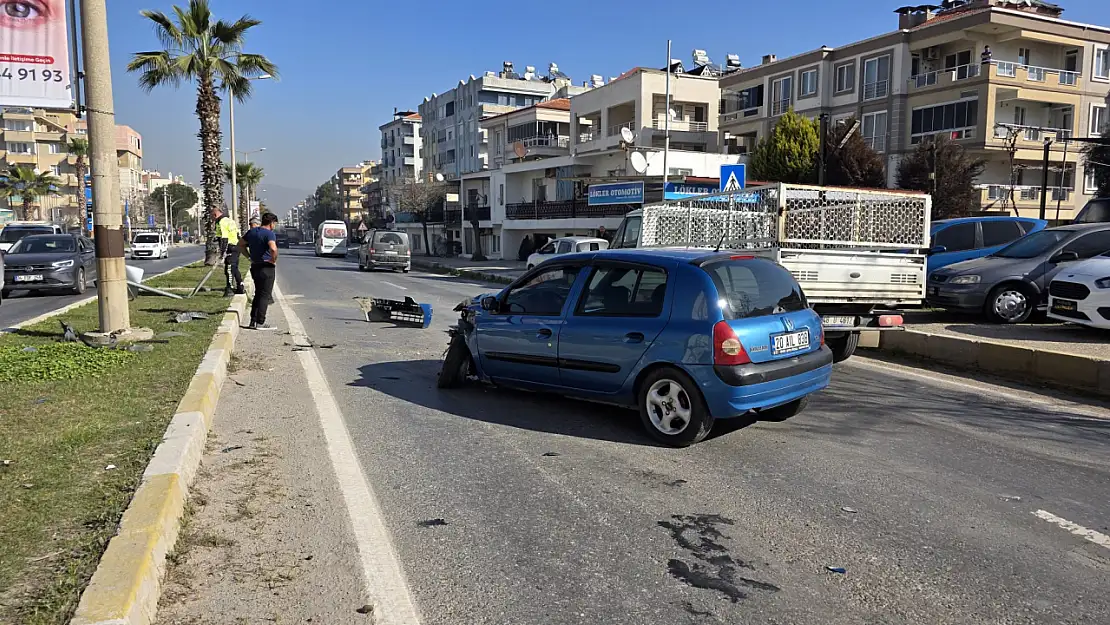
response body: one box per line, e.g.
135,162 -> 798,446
981,220 -> 1024,247
556,240 -> 573,254
577,242 -> 603,252
577,265 -> 668,317
502,266 -> 581,316
1061,230 -> 1110,259
703,259 -> 807,319
933,222 -> 977,251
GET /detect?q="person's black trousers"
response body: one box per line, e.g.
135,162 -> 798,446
249,263 -> 276,325
224,248 -> 243,293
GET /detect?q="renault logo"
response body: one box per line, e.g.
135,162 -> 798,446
783,317 -> 794,332
25,266 -> 34,273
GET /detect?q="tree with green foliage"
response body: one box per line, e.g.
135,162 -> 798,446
223,161 -> 264,229
749,109 -> 820,183
310,181 -> 342,228
149,182 -> 200,229
824,119 -> 887,188
1082,128 -> 1110,199
896,135 -> 986,220
0,166 -> 61,221
128,0 -> 278,264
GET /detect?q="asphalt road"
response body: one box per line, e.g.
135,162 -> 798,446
0,245 -> 204,330
275,246 -> 1110,625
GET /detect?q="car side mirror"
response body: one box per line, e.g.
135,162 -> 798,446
480,296 -> 499,312
928,245 -> 947,255
1050,250 -> 1079,263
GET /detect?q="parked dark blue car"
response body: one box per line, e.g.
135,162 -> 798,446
928,216 -> 1046,276
437,249 -> 833,446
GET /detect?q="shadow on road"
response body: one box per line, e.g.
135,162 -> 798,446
315,265 -> 361,272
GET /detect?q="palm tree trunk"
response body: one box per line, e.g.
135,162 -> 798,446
197,74 -> 224,265
238,183 -> 249,234
76,158 -> 87,230
22,196 -> 33,221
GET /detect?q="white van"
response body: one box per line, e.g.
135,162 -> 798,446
130,231 -> 170,259
316,220 -> 348,257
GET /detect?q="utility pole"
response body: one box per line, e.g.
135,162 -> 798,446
229,86 -> 239,225
818,113 -> 829,187
1039,136 -> 1053,221
662,39 -> 672,189
81,0 -> 130,332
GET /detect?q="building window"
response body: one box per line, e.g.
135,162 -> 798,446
1091,104 -> 1107,136
1095,46 -> 1110,82
50,165 -> 60,176
48,142 -> 63,154
862,111 -> 887,152
910,98 -> 979,144
862,56 -> 890,100
2,119 -> 32,131
771,76 -> 792,116
835,63 -> 854,93
799,69 -> 818,97
1087,168 -> 1099,193
6,142 -> 33,154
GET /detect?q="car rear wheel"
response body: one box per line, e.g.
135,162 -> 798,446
757,396 -> 809,422
72,268 -> 87,295
986,284 -> 1034,324
437,334 -> 472,389
638,367 -> 713,447
827,332 -> 859,362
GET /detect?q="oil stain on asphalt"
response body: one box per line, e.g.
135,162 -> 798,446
658,514 -> 780,603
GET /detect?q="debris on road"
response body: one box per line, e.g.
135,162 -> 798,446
841,506 -> 858,514
21,346 -> 37,353
542,452 -> 561,457
356,604 -> 374,615
354,296 -> 432,328
825,566 -> 847,574
221,445 -> 244,453
999,495 -> 1023,502
417,518 -> 448,528
170,311 -> 210,324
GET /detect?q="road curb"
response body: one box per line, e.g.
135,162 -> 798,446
870,329 -> 1110,398
1,261 -> 196,334
411,258 -> 515,285
69,293 -> 248,625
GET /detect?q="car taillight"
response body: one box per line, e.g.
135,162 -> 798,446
878,314 -> 903,327
713,321 -> 751,366
820,326 -> 825,346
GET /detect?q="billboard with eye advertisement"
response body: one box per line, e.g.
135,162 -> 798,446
0,0 -> 74,109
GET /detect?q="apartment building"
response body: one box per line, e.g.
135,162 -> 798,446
719,0 -> 1110,220
418,62 -> 588,181
334,161 -> 376,223
442,63 -> 742,260
1,107 -> 80,223
379,110 -> 422,185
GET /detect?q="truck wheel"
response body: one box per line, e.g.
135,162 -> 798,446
758,396 -> 809,422
638,367 -> 713,447
828,332 -> 860,362
437,335 -> 472,389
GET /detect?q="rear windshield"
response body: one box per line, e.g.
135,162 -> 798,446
0,227 -> 52,243
323,227 -> 345,239
11,236 -> 75,254
373,232 -> 407,245
702,258 -> 807,320
1075,199 -> 1110,224
134,234 -> 160,244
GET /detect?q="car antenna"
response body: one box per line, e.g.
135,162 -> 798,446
714,233 -> 727,252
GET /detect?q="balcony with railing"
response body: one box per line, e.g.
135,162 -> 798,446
465,204 -> 491,221
506,135 -> 572,159
422,208 -> 462,224
910,63 -> 980,90
770,99 -> 791,116
606,120 -> 636,137
505,198 -> 633,220
651,117 -> 710,132
990,60 -> 1081,88
862,79 -> 889,100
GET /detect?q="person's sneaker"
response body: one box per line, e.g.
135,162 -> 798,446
253,324 -> 279,331
234,286 -> 246,295
222,289 -> 234,297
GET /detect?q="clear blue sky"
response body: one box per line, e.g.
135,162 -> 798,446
105,0 -> 1106,210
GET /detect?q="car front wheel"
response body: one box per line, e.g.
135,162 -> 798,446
437,334 -> 472,389
638,367 -> 713,447
986,284 -> 1034,324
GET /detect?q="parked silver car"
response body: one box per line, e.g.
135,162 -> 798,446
927,223 -> 1110,323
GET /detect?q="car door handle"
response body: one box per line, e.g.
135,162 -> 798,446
537,328 -> 552,338
624,332 -> 644,343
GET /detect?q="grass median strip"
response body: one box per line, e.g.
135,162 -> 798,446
145,258 -> 247,290
0,291 -> 230,625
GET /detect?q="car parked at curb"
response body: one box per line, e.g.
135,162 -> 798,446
437,248 -> 833,447
1047,253 -> 1110,329
927,223 -> 1110,323
526,236 -> 608,269
927,216 -> 1046,275
1,233 -> 98,298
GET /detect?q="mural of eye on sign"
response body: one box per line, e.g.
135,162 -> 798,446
0,0 -> 74,109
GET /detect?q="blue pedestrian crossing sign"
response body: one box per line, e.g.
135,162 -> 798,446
720,164 -> 746,192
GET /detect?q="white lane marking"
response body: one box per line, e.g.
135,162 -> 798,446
274,283 -> 422,624
847,357 -> 1110,420
381,281 -> 408,291
1032,509 -> 1110,551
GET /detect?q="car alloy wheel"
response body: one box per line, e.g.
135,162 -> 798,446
645,378 -> 694,435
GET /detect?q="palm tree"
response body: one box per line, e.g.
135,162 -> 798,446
0,166 -> 61,221
67,137 -> 89,221
127,0 -> 278,264
223,161 -> 264,231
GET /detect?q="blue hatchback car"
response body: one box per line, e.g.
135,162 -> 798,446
928,216 -> 1047,275
437,249 -> 834,446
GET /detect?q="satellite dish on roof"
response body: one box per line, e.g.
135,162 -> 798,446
513,141 -> 527,158
435,173 -> 445,182
629,151 -> 648,174
620,126 -> 635,144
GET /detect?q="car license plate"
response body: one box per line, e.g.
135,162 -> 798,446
383,250 -> 397,255
821,315 -> 855,328
1052,299 -> 1078,313
772,330 -> 810,355
14,274 -> 43,282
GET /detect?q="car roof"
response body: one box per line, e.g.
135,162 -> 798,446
553,236 -> 606,242
1044,222 -> 1110,233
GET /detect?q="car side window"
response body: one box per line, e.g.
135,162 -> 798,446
502,265 -> 581,316
576,265 -> 668,317
1062,231 -> 1110,259
538,242 -> 555,254
933,222 -> 977,251
577,242 -> 602,252
556,240 -> 573,254
981,221 -> 1024,247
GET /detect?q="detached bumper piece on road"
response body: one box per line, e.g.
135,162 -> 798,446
360,296 -> 432,328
